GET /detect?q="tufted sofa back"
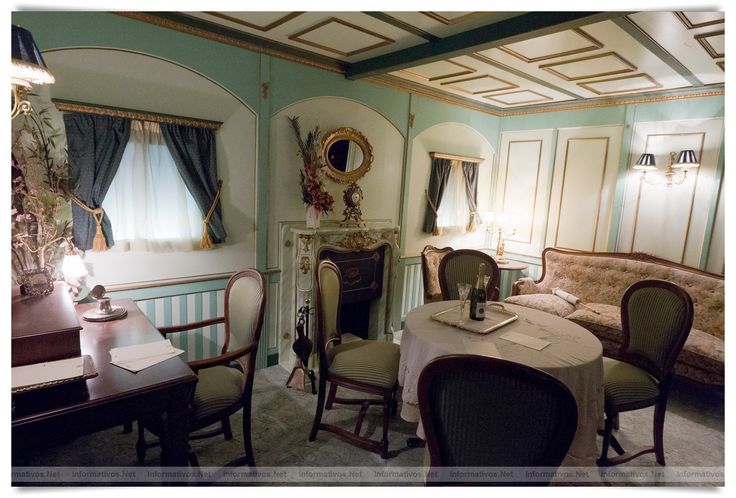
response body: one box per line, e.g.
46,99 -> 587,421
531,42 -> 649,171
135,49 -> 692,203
536,249 -> 724,340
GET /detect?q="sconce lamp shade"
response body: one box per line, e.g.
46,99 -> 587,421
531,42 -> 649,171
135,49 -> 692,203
11,25 -> 55,88
673,149 -> 699,169
633,153 -> 657,171
62,254 -> 88,280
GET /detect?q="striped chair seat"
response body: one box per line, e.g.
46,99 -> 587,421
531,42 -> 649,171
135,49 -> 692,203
602,358 -> 659,409
328,340 -> 400,390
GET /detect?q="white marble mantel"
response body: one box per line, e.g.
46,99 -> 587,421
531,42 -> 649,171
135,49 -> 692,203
278,220 -> 400,369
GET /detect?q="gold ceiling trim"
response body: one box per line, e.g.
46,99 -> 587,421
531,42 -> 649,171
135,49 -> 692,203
441,74 -> 518,95
288,17 -> 395,57
400,60 -> 476,82
540,51 -> 637,82
53,99 -> 222,129
694,30 -> 725,59
674,11 -> 724,30
117,12 -> 345,75
202,11 -> 304,32
497,28 -> 603,64
578,73 -> 662,96
420,12 -> 485,26
485,89 -> 554,106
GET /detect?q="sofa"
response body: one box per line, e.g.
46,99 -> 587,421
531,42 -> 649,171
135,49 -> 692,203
505,248 -> 724,387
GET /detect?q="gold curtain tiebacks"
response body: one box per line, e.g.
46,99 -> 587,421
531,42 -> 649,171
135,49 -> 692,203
71,195 -> 107,251
424,189 -> 442,236
200,180 -> 223,250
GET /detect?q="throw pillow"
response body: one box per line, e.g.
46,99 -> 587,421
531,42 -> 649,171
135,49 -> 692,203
504,293 -> 576,317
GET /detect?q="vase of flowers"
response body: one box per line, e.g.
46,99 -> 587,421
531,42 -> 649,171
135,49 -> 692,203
11,106 -> 72,286
289,116 -> 334,227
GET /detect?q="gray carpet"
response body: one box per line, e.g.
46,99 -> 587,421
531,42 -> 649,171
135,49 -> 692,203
14,365 -> 724,486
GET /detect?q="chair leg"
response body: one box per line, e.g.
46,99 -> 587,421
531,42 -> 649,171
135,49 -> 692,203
380,393 -> 391,459
242,405 -> 256,467
597,413 -> 615,466
613,413 -> 620,431
222,416 -> 233,441
653,398 -> 668,465
136,421 -> 147,463
309,377 -> 327,442
325,383 -> 337,410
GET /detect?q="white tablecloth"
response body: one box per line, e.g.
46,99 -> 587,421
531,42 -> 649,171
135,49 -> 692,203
399,301 -> 604,466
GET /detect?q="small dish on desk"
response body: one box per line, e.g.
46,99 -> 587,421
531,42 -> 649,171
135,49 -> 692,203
82,306 -> 128,322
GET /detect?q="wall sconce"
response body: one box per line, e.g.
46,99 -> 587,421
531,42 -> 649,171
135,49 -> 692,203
11,25 -> 55,119
633,150 -> 700,186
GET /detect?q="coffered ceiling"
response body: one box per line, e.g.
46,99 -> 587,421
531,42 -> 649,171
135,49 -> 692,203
125,11 -> 725,114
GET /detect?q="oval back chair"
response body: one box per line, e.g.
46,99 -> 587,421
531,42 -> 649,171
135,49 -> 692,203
438,249 -> 500,302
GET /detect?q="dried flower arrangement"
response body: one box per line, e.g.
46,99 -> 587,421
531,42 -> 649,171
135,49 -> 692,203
11,106 -> 72,282
289,116 -> 334,214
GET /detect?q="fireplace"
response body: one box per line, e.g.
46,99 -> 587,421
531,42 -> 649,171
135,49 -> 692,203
278,221 -> 399,370
320,246 -> 385,339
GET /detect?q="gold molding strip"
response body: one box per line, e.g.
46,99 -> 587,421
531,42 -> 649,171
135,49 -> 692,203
694,30 -> 725,59
288,17 -> 394,57
484,89 -> 554,106
540,51 -> 637,82
578,73 -> 662,96
420,12 -> 485,26
52,99 -> 222,129
674,11 -> 724,30
202,11 -> 304,32
497,28 -> 603,64
430,152 -> 485,163
440,74 -> 518,95
116,12 -> 345,75
400,60 -> 476,82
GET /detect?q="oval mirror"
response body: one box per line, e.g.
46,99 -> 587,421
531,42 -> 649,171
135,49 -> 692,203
321,128 -> 373,184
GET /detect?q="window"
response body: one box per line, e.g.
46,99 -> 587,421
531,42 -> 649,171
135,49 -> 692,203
103,121 -> 203,252
436,161 -> 471,230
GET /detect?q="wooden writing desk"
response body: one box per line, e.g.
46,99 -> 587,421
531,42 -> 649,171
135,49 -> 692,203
12,299 -> 197,467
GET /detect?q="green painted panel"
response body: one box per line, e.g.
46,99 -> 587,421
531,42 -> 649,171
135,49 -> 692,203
178,295 -> 188,356
631,95 -> 724,122
12,11 -> 262,108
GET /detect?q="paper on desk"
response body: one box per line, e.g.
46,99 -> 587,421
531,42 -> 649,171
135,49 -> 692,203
462,337 -> 502,358
11,356 -> 85,389
499,331 -> 550,351
110,340 -> 184,373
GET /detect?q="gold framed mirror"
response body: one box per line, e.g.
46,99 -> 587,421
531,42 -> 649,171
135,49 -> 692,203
321,127 -> 373,184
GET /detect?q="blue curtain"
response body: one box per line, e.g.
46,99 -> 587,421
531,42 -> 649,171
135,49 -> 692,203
423,157 -> 453,235
65,113 -> 131,250
161,124 -> 226,244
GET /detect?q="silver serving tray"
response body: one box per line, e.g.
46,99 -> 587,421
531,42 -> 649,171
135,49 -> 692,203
431,303 -> 518,334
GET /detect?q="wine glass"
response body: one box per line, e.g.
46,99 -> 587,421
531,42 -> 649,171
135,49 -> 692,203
457,283 -> 472,324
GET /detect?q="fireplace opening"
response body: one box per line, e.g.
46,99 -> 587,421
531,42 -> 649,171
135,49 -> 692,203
320,246 -> 385,340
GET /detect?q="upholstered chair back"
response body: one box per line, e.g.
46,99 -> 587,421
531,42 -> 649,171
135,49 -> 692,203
438,249 -> 500,301
620,280 -> 693,381
316,260 -> 342,365
421,245 -> 453,303
225,269 -> 266,375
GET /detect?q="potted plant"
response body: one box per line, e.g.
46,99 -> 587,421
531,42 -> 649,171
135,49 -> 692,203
11,106 -> 72,294
289,116 -> 334,228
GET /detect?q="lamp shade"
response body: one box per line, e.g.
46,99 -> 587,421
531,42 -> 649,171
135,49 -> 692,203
11,25 -> 55,87
633,153 -> 657,171
673,149 -> 699,169
62,254 -> 88,280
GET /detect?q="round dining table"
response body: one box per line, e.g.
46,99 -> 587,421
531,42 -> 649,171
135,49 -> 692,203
399,300 -> 604,466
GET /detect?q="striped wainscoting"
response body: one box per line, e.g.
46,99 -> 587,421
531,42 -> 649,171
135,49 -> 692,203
108,277 -> 271,369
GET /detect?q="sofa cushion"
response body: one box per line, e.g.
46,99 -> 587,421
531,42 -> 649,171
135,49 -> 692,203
503,293 -> 576,317
677,328 -> 725,378
565,303 -> 622,342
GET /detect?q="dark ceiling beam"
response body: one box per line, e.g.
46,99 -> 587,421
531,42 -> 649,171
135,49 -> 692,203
346,11 -> 632,79
363,12 -> 439,42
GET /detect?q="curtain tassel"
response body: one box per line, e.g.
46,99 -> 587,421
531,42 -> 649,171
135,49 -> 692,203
71,195 -> 108,252
433,226 -> 442,236
199,181 -> 222,250
467,211 -> 477,232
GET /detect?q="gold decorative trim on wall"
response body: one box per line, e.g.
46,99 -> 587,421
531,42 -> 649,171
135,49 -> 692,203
629,132 -> 706,264
53,99 -> 223,129
202,11 -> 304,32
694,31 -> 725,59
540,51 -> 637,82
497,28 -> 603,63
430,152 -> 485,163
674,11 -> 724,30
578,73 -> 662,95
288,17 -> 394,57
440,74 -> 518,95
716,61 -> 724,71
552,137 -> 610,251
501,139 -> 543,245
400,60 -> 476,82
106,272 -> 233,293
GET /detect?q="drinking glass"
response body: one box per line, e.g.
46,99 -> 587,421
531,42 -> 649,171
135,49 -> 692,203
457,283 -> 472,324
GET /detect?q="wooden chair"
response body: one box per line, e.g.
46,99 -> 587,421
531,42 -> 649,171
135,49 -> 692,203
418,354 -> 577,485
136,269 -> 266,467
420,245 -> 453,303
598,279 -> 693,466
309,259 -> 400,458
438,249 -> 500,302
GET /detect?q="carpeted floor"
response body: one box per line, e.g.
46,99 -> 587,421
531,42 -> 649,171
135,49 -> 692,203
14,365 -> 724,486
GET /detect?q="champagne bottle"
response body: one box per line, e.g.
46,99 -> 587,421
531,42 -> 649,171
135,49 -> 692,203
469,263 -> 487,321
